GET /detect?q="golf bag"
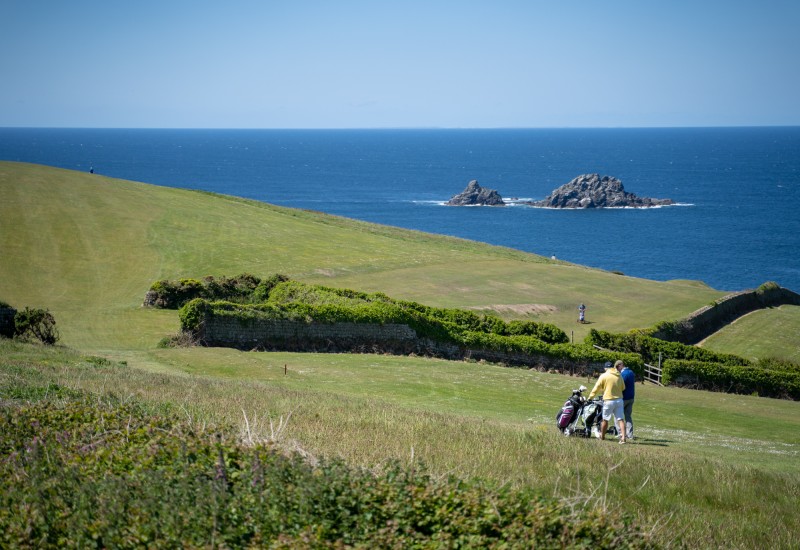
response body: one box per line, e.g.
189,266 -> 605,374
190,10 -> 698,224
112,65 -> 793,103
556,387 -> 613,438
556,386 -> 587,435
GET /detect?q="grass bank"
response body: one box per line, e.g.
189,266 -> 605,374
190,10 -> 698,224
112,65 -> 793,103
2,161 -> 800,547
2,340 -> 798,548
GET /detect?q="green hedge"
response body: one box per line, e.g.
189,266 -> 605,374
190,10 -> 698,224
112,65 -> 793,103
170,276 -> 570,346
148,273 -> 289,308
586,329 -> 750,367
181,299 -> 638,371
457,331 -> 643,374
662,359 -> 800,400
753,357 -> 800,375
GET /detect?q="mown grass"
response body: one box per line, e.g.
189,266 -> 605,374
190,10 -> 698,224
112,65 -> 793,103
3,339 -> 798,548
700,305 -> 800,362
0,161 -> 727,352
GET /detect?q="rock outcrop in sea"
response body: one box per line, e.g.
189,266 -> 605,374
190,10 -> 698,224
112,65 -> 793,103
446,180 -> 505,206
529,174 -> 673,208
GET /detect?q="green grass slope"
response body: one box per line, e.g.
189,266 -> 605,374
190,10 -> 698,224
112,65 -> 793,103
1,161 -> 725,353
3,339 -> 799,548
2,162 -> 800,547
700,305 -> 800,362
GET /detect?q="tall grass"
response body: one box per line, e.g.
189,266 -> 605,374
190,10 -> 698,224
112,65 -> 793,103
3,339 -> 798,548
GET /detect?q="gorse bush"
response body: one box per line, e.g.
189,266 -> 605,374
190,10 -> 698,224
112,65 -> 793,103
251,273 -> 292,302
14,307 -> 59,345
147,273 -> 288,308
0,394 -> 657,549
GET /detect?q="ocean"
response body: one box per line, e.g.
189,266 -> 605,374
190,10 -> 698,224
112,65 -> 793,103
2,127 -> 799,292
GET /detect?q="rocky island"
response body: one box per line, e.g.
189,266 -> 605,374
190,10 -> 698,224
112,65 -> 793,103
528,174 -> 673,209
446,180 -> 505,206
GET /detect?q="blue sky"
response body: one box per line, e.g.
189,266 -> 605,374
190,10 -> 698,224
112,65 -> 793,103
2,1 -> 799,128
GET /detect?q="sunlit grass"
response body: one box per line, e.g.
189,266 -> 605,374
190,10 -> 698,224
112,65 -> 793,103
3,161 -> 800,547
3,339 -> 798,548
701,305 -> 800,362
0,161 -> 725,353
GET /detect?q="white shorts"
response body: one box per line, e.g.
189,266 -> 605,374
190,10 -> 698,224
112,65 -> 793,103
602,398 -> 624,422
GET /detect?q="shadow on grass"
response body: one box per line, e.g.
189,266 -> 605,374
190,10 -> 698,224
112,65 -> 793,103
631,438 -> 672,447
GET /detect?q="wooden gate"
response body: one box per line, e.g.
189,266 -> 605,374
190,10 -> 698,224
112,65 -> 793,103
643,362 -> 663,385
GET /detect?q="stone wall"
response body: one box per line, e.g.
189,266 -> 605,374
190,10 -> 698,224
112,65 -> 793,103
0,307 -> 16,338
195,315 -> 604,376
199,316 -> 419,352
650,285 -> 800,344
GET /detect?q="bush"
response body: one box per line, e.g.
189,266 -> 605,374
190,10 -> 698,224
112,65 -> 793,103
505,319 -> 570,344
178,298 -> 208,333
662,359 -> 800,400
252,273 -> 290,302
586,329 -> 750,367
14,307 -> 59,345
0,397 -> 657,548
148,273 -> 289,309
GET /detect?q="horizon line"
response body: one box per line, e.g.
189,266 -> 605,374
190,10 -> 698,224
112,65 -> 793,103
2,124 -> 800,131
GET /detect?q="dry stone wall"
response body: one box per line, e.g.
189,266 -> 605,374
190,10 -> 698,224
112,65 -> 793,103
651,285 -> 800,344
195,315 -> 602,376
199,316 -> 418,352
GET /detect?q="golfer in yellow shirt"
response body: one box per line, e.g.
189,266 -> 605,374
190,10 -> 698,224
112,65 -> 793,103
588,360 -> 628,444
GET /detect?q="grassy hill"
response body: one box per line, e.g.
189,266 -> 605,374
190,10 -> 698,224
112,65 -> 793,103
701,305 -> 800,362
1,161 -> 731,350
2,161 -> 800,547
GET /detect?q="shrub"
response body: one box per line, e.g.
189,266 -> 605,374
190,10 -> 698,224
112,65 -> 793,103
586,329 -> 750,367
662,359 -> 800,400
252,273 -> 290,302
0,397 -> 657,548
178,298 -> 208,333
505,320 -> 570,344
14,307 -> 59,345
148,273 -> 290,309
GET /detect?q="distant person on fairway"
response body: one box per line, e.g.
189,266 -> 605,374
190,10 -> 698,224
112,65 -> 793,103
588,360 -> 627,443
619,360 -> 635,440
578,303 -> 586,323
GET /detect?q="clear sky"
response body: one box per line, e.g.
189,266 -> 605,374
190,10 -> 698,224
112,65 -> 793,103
2,0 -> 799,128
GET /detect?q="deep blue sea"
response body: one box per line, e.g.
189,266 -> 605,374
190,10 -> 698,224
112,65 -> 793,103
2,127 -> 799,292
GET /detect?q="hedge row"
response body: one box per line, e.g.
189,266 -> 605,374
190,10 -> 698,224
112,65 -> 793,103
662,359 -> 800,400
458,330 -> 643,375
753,357 -> 800,375
167,275 -> 571,346
586,329 -> 750,367
180,299 -> 640,373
